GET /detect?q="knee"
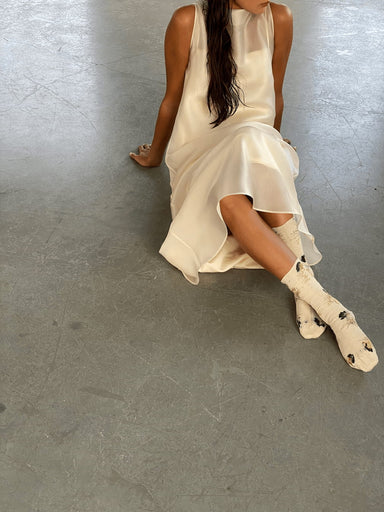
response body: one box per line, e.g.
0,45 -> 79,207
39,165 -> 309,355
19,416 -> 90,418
259,212 -> 293,228
219,195 -> 239,220
220,194 -> 245,213
219,194 -> 249,220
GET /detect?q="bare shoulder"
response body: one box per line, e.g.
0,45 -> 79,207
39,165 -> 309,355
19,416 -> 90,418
165,4 -> 196,59
170,4 -> 196,30
270,2 -> 293,27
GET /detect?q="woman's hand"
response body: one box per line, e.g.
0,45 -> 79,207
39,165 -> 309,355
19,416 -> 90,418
129,144 -> 162,167
283,138 -> 297,152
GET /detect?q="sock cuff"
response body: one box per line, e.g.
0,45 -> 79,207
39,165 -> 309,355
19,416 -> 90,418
272,217 -> 298,237
273,217 -> 307,263
281,257 -> 303,285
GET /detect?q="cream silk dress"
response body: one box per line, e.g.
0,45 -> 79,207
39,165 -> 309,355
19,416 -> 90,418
159,1 -> 322,285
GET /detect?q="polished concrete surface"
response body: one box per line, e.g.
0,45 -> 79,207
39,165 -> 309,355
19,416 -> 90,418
1,0 -> 384,510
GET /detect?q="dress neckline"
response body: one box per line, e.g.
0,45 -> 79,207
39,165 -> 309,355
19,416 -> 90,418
230,8 -> 253,26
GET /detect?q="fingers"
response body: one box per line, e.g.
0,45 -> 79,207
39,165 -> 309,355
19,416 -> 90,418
130,143 -> 157,167
133,144 -> 151,159
129,152 -> 145,166
130,143 -> 151,162
138,143 -> 151,153
129,151 -> 149,167
283,138 -> 297,152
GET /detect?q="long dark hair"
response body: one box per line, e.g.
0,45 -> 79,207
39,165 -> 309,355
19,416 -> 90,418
201,0 -> 246,127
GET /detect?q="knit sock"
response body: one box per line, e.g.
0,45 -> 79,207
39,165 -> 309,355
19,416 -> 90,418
281,259 -> 379,372
273,218 -> 327,339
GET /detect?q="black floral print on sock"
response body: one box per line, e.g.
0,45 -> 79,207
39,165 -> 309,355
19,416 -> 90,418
339,311 -> 347,320
363,341 -> 373,352
301,255 -> 306,262
314,317 -> 326,327
347,354 -> 355,365
296,261 -> 301,272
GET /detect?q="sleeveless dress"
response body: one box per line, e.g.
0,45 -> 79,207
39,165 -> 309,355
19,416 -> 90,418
159,2 -> 322,285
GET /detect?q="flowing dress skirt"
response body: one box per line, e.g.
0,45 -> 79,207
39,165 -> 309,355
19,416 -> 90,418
159,120 -> 322,285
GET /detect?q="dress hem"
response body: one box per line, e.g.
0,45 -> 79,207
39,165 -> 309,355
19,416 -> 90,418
159,190 -> 322,286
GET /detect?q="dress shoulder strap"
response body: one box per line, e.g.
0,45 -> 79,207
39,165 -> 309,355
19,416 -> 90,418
189,2 -> 206,51
264,3 -> 275,53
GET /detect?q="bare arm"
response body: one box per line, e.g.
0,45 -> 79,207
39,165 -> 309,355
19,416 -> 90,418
270,2 -> 293,132
130,5 -> 195,167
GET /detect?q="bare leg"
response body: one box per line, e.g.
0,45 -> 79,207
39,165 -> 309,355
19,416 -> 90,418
219,194 -> 296,280
220,195 -> 379,372
258,211 -> 293,228
221,196 -> 378,372
244,196 -> 293,229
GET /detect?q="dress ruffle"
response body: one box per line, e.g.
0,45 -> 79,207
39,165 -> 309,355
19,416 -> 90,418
159,122 -> 322,285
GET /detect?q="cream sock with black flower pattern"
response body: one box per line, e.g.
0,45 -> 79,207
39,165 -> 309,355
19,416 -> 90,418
281,258 -> 379,372
273,218 -> 327,339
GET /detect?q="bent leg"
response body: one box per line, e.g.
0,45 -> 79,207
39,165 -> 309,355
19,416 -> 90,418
245,196 -> 293,228
219,195 -> 378,372
258,211 -> 293,228
219,194 -> 296,280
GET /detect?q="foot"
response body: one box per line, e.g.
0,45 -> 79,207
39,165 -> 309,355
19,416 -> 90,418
282,259 -> 379,372
272,219 -> 325,339
295,296 -> 327,339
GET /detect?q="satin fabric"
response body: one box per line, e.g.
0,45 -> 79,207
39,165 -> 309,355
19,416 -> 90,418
159,2 -> 322,285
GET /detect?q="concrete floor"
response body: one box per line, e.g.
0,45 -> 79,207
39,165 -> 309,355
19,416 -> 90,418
1,0 -> 384,510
